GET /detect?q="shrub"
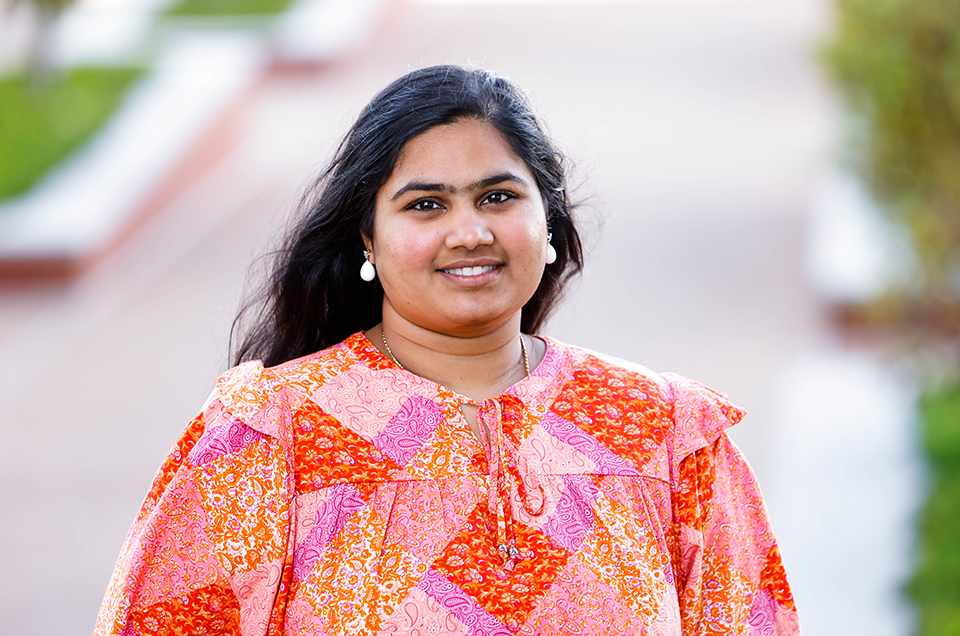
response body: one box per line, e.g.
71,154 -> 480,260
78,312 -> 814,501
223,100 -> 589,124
0,67 -> 143,202
823,0 -> 960,304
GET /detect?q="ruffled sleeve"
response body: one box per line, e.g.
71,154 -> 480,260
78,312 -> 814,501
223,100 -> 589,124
662,373 -> 800,636
94,361 -> 296,636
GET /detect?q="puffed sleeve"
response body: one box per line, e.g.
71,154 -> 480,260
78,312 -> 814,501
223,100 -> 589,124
662,373 -> 800,635
95,362 -> 296,636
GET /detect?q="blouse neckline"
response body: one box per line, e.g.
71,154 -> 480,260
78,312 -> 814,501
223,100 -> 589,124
347,331 -> 565,407
347,331 -> 570,568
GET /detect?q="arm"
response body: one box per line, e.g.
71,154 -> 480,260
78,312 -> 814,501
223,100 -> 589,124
664,373 -> 800,635
95,367 -> 295,636
673,433 -> 799,635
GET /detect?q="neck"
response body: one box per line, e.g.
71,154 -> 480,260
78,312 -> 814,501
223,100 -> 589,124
371,307 -> 533,402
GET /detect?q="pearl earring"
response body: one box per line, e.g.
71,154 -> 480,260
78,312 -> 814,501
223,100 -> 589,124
545,233 -> 557,265
360,250 -> 376,281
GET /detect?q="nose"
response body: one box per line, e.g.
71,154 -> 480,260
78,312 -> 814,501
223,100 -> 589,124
444,207 -> 494,250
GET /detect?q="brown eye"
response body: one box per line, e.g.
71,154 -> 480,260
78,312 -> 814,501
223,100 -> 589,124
483,191 -> 514,205
410,199 -> 442,212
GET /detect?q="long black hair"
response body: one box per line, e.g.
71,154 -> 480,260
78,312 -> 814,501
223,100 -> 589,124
232,65 -> 584,367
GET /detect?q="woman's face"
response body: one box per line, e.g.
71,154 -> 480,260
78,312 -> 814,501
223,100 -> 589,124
367,118 -> 549,337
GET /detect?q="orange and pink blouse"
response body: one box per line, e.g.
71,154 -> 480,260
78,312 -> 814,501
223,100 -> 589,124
96,332 -> 800,635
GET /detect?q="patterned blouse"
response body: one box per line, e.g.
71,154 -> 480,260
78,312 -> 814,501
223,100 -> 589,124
96,332 -> 800,635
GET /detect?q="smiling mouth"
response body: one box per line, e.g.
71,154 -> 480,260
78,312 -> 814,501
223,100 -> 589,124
439,265 -> 500,277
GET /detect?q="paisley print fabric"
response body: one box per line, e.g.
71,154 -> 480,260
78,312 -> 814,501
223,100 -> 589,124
96,333 -> 800,635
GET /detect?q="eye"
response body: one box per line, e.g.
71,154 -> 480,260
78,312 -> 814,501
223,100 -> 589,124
408,198 -> 443,212
482,191 -> 515,205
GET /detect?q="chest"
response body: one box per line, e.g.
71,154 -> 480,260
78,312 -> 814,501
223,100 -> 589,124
285,466 -> 679,635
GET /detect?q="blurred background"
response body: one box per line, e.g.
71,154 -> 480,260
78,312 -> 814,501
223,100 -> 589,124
1,0 -> 957,634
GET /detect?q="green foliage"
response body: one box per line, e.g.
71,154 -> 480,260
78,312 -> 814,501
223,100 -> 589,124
165,0 -> 294,16
0,67 -> 143,202
909,380 -> 960,635
822,0 -> 960,296
11,0 -> 75,15
30,0 -> 73,12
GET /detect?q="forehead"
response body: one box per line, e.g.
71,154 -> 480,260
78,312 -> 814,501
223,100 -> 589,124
387,119 -> 533,185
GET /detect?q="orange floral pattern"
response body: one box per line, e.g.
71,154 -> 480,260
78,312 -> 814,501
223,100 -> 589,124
96,333 -> 800,635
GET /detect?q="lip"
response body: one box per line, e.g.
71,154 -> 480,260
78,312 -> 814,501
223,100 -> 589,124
437,257 -> 503,271
437,259 -> 504,286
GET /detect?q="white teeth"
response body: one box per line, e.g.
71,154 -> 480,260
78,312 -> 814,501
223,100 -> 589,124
443,265 -> 496,276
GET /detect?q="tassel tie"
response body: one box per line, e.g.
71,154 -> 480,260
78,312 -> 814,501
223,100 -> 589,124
478,395 -> 544,572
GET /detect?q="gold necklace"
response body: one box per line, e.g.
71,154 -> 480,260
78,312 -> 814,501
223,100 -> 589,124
520,333 -> 530,376
381,330 -> 530,377
381,329 -> 404,370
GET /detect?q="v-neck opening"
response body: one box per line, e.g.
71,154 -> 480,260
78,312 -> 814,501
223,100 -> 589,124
353,331 -> 557,405
347,331 -> 568,464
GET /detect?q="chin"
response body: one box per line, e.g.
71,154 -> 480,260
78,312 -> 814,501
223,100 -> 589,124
428,310 -> 515,336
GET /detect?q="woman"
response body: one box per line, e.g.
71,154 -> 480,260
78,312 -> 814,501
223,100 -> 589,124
96,66 -> 800,635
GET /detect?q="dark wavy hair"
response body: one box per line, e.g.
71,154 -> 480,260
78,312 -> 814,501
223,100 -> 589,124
232,65 -> 584,367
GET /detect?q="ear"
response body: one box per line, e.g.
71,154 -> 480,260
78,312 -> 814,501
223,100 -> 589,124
361,233 -> 374,262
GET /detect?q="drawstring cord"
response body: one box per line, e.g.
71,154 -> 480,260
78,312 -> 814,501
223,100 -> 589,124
480,395 -> 541,570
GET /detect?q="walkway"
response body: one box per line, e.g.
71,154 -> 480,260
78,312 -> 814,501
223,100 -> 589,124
0,1 -> 919,634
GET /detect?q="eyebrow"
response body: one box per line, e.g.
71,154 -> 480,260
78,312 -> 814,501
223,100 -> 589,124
389,172 -> 530,201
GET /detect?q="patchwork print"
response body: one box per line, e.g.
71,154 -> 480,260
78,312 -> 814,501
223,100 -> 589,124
96,333 -> 799,636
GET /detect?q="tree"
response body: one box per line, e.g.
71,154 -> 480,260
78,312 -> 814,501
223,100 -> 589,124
823,0 -> 960,333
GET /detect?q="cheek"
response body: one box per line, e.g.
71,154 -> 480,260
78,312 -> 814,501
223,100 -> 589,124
510,216 -> 548,262
378,226 -> 438,274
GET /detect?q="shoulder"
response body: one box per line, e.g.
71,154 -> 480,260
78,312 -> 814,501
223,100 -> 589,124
545,338 -> 670,412
544,338 -> 745,465
545,337 -> 666,391
659,371 -> 745,459
210,336 -> 362,440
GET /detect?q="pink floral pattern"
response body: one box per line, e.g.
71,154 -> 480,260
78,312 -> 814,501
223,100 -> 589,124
96,333 -> 800,635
